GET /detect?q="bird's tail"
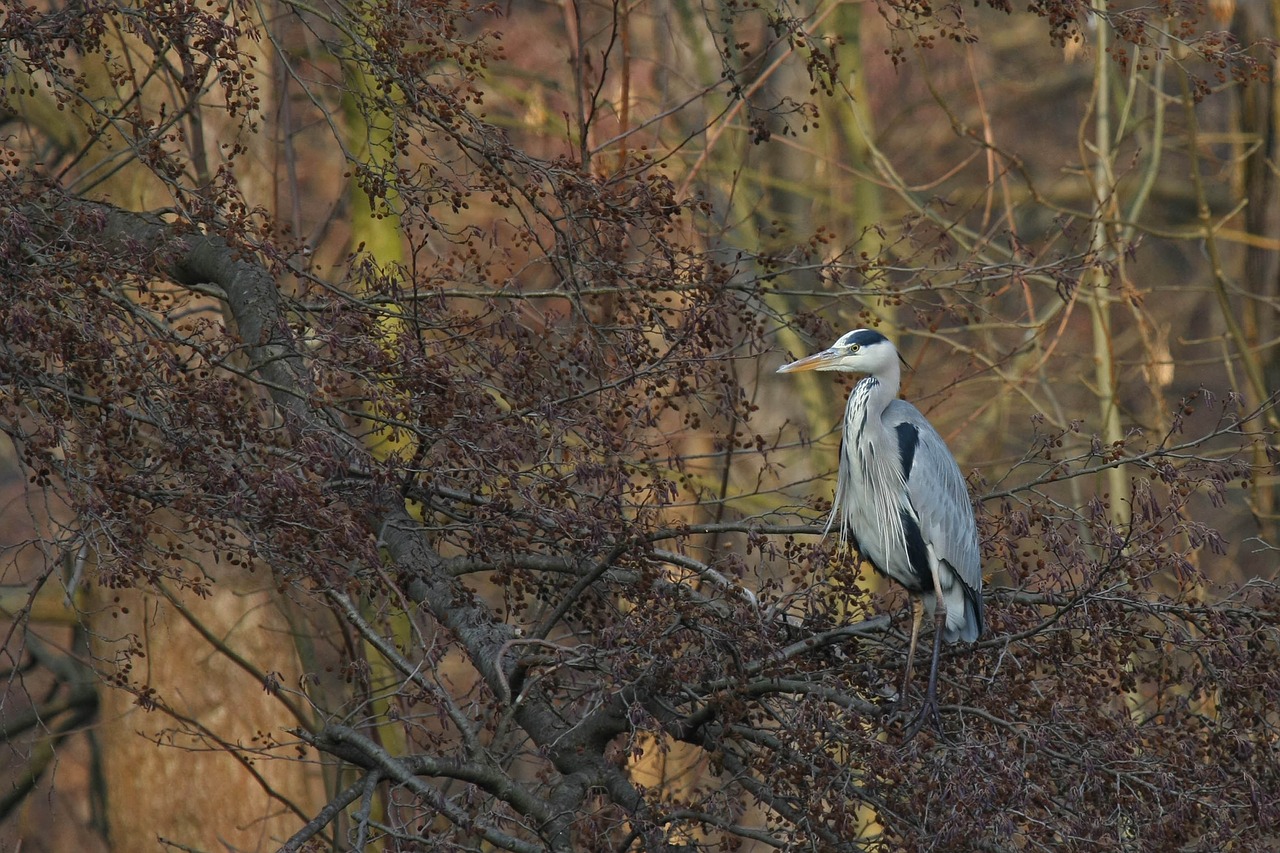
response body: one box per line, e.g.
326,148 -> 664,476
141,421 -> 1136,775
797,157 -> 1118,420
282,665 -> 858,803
939,569 -> 983,643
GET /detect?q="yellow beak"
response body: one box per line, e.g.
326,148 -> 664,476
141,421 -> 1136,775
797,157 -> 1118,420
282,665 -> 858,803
776,348 -> 842,373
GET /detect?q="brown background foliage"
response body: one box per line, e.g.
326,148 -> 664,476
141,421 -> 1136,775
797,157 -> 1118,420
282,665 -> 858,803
1,0 -> 1278,850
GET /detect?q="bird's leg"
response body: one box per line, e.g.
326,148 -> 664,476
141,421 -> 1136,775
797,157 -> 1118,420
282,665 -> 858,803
902,612 -> 945,740
903,570 -> 948,741
897,597 -> 923,707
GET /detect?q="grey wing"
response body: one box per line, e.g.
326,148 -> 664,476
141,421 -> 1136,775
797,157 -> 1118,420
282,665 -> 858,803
885,401 -> 984,640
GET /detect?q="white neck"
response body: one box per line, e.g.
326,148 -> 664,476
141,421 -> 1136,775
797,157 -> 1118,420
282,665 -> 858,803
860,359 -> 900,417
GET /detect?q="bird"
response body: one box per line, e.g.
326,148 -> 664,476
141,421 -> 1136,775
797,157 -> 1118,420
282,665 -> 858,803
777,328 -> 983,736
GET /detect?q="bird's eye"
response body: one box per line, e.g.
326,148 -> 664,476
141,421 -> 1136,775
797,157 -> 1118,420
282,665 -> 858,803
849,344 -> 860,353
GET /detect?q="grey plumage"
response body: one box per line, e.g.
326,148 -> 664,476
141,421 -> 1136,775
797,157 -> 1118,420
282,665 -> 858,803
778,328 -> 983,733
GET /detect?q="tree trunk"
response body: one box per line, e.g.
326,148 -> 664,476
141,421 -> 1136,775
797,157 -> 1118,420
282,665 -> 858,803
87,568 -> 323,851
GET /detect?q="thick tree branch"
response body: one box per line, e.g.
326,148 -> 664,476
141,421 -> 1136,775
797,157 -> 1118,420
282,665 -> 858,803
36,196 -> 657,847
301,726 -> 547,853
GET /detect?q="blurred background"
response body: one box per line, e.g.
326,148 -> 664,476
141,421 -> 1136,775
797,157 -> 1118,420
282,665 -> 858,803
2,0 -> 1277,848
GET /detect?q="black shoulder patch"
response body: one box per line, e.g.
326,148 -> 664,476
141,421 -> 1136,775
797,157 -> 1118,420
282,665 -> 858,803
900,509 -> 931,591
895,422 -> 919,481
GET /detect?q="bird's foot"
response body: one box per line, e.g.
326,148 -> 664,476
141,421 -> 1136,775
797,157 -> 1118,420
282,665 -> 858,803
896,608 -> 951,742
900,695 -> 943,742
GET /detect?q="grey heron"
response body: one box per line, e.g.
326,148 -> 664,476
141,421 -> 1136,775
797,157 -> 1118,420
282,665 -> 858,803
777,328 -> 983,736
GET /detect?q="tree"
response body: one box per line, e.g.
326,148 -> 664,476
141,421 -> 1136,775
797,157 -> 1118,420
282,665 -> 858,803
2,0 -> 1278,850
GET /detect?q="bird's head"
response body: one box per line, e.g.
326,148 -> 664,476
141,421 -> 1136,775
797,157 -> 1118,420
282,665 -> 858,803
776,328 -> 905,375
